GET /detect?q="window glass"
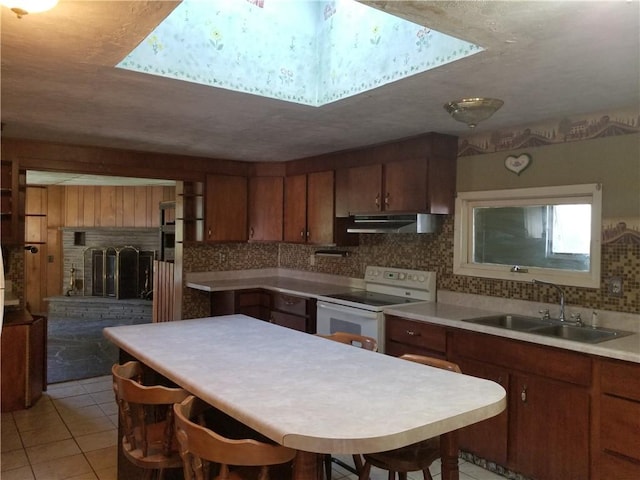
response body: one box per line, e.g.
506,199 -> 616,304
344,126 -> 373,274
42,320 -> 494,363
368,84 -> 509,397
454,184 -> 602,287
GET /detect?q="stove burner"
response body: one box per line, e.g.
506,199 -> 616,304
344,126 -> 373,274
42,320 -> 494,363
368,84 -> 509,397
324,291 -> 421,307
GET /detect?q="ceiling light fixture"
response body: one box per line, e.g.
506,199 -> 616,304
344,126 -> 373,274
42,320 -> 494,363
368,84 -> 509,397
444,97 -> 504,128
1,0 -> 58,18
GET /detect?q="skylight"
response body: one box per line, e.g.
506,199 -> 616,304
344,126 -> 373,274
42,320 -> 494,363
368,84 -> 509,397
117,0 -> 483,107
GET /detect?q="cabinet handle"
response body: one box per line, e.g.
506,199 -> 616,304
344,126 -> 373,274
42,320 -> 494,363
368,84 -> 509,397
521,385 -> 527,403
306,230 -> 310,238
300,230 -> 305,238
385,192 -> 390,207
250,227 -> 254,238
405,330 -> 421,336
375,193 -> 380,209
208,227 -> 212,238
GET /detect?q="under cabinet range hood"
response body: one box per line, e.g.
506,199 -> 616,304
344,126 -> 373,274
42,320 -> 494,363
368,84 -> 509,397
346,213 -> 441,234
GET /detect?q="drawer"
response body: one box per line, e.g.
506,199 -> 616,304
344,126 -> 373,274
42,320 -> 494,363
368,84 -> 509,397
600,358 -> 640,401
272,293 -> 308,317
270,311 -> 307,333
601,394 -> 640,462
236,290 -> 270,308
451,330 -> 592,386
385,316 -> 446,354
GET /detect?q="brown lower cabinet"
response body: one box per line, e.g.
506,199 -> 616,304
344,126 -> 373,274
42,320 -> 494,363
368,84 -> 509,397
454,357 -> 509,466
452,330 -> 590,480
385,315 -> 602,480
270,292 -> 316,333
594,358 -> 640,480
210,289 -> 271,321
209,289 -> 316,333
1,313 -> 47,412
385,314 -> 447,358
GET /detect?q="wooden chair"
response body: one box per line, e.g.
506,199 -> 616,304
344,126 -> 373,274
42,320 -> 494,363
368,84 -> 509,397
316,332 -> 378,351
173,395 -> 297,480
112,361 -> 190,480
317,332 -> 378,480
358,355 -> 462,480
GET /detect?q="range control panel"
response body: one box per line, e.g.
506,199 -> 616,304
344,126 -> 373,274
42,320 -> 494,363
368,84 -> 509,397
364,266 -> 436,292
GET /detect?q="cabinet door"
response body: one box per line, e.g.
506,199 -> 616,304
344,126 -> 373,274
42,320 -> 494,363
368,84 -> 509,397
383,158 -> 427,212
284,174 -> 307,243
205,175 -> 247,242
306,171 -> 334,245
346,164 -> 383,214
29,317 -> 46,404
456,358 -> 509,465
513,374 -> 589,480
248,176 -> 283,241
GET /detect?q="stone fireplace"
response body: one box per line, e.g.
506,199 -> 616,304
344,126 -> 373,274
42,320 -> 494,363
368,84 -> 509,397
61,227 -> 159,298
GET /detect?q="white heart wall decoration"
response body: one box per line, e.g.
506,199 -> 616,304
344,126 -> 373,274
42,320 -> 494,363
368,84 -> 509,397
504,153 -> 531,175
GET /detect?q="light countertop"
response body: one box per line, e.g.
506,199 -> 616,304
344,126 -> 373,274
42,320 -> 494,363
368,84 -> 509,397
185,269 -> 640,364
186,268 -> 364,298
383,302 -> 640,364
104,315 -> 506,455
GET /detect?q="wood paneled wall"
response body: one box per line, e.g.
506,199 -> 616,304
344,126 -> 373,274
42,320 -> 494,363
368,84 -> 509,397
63,185 -> 175,228
24,185 -> 174,314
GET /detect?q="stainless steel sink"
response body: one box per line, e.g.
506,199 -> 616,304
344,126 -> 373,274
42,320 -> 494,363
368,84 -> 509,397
463,314 -> 632,344
464,314 -> 550,331
532,324 -> 632,344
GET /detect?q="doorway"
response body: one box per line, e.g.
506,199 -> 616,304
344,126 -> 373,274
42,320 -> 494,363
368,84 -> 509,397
24,171 -> 175,383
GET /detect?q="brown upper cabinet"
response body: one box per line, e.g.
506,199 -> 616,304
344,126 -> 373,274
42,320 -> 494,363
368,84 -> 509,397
342,156 -> 456,215
248,176 -> 283,242
284,171 -> 340,245
205,174 -> 247,242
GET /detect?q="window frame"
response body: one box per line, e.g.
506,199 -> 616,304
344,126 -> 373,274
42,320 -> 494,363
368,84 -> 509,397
453,184 -> 602,288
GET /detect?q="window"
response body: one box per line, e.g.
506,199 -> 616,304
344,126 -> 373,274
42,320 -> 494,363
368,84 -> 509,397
454,184 -> 602,288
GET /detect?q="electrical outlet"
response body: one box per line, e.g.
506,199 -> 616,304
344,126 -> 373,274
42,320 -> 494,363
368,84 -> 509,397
309,254 -> 315,266
608,276 -> 623,297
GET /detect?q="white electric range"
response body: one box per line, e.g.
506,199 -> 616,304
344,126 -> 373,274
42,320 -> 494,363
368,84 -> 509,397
316,266 -> 436,353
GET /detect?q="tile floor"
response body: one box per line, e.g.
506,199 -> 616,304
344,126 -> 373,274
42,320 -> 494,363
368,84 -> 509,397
1,376 -> 506,480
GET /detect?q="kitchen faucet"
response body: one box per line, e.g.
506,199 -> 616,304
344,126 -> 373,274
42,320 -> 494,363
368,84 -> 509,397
532,279 -> 566,321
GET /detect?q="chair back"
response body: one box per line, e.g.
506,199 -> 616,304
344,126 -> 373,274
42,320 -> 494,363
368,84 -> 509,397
399,354 -> 462,373
317,332 -> 378,351
112,361 -> 189,463
174,395 -> 297,480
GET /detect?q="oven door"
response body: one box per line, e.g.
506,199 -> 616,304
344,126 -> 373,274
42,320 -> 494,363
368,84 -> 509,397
316,301 -> 384,352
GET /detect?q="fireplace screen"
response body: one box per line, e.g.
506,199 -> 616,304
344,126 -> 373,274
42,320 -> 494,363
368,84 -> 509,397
85,246 -> 155,299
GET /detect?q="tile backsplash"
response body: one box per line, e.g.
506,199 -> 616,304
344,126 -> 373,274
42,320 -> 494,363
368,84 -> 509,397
183,215 -> 639,317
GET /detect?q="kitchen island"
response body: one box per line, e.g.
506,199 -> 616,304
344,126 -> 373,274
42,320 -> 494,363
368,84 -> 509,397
104,315 -> 506,480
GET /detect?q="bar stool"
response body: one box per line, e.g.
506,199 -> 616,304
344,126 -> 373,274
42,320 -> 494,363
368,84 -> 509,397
173,395 -> 297,480
317,332 -> 378,480
358,354 -> 462,480
112,361 -> 190,480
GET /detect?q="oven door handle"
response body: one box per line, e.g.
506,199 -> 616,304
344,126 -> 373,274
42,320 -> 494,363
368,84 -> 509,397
317,301 -> 379,319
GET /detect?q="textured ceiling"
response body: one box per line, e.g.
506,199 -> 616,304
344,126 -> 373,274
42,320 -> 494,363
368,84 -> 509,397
1,0 -> 639,164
